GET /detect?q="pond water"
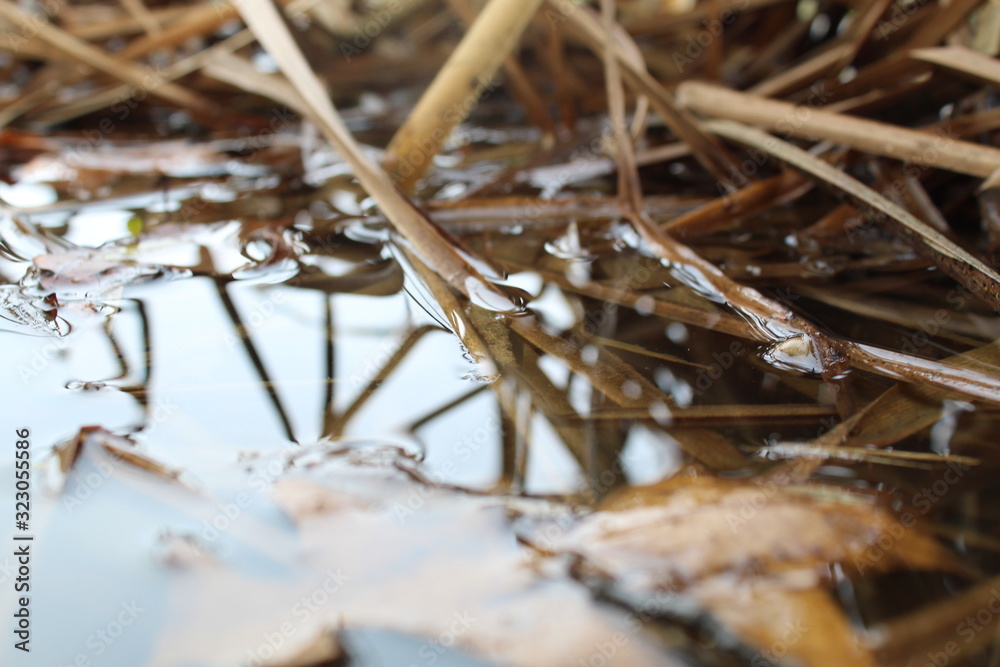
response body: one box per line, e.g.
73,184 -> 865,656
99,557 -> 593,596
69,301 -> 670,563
1,135 -> 997,667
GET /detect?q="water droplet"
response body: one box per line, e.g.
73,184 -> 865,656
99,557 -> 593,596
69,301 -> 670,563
462,356 -> 499,384
762,335 -> 822,374
464,277 -> 528,314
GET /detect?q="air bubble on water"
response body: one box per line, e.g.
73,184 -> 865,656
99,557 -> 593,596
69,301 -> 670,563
654,367 -> 674,392
243,239 -> 271,262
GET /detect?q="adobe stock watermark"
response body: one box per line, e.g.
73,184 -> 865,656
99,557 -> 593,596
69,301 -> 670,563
5,0 -> 67,54
339,0 -> 405,62
17,332 -> 71,384
720,81 -> 833,195
876,0 -> 923,41
575,589 -> 678,667
403,611 -> 476,666
918,588 -> 1000,667
671,0 -> 750,73
853,459 -> 970,575
197,444 -> 298,545
724,468 -> 795,533
844,127 -> 961,245
749,619 -> 808,666
386,74 -> 501,187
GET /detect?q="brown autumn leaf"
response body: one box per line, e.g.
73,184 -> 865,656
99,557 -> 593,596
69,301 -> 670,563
539,471 -> 961,667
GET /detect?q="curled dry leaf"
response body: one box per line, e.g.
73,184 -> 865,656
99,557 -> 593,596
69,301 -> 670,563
538,473 -> 961,666
41,426 -> 185,493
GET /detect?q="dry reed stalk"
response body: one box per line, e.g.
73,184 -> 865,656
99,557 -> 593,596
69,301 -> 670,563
702,119 -> 1000,312
597,0 -> 847,383
0,0 -> 217,118
663,170 -> 812,238
446,0 -> 554,136
383,0 -> 548,191
911,45 -> 1000,87
36,30 -> 257,126
870,573 -> 1000,666
221,0 -> 525,313
678,82 -> 1000,179
119,0 -> 162,35
557,1 -> 742,186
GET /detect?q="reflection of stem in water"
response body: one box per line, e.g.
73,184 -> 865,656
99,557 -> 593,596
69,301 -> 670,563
406,385 -> 490,431
322,294 -> 335,431
510,385 -> 532,493
82,299 -> 153,431
324,325 -> 433,438
213,278 -> 296,442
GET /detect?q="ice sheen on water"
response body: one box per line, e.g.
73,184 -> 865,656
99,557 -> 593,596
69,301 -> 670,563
0,285 -> 70,336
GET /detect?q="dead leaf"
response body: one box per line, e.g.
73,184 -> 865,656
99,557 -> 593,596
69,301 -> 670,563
538,473 -> 961,666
